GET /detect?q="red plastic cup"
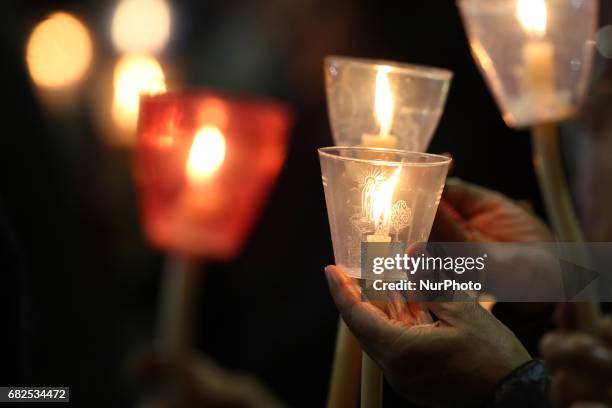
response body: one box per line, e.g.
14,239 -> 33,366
135,90 -> 292,260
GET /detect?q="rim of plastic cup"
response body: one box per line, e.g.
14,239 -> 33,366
318,147 -> 453,167
457,0 -> 549,14
325,55 -> 453,81
139,87 -> 290,113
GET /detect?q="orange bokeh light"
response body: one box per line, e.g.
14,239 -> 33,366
112,54 -> 166,134
26,12 -> 93,89
111,0 -> 171,54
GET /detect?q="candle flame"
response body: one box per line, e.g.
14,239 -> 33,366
517,0 -> 548,38
371,166 -> 401,235
374,66 -> 394,138
112,55 -> 166,134
186,126 -> 226,185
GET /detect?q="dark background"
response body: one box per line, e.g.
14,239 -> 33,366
1,0 -> 611,406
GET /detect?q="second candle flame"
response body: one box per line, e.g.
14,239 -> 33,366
374,66 -> 394,138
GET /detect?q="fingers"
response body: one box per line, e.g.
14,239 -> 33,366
442,178 -> 501,219
132,351 -> 286,408
325,265 -> 398,338
324,265 -> 404,355
430,200 -> 473,242
569,404 -> 612,408
425,301 -> 488,329
540,332 -> 612,376
386,291 -> 414,324
542,320 -> 612,408
550,369 -> 612,408
408,302 -> 434,325
132,351 -> 219,394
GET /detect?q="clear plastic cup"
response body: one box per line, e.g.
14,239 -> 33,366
457,0 -> 598,127
319,147 -> 451,278
324,56 -> 452,151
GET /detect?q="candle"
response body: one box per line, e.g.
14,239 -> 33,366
136,90 -> 292,357
186,126 -> 226,184
319,148 -> 451,407
180,125 -> 227,219
159,127 -> 227,356
361,165 -> 401,408
361,67 -> 398,149
363,166 -> 402,242
517,0 -> 555,105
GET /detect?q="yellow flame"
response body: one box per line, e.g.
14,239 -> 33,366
186,126 -> 226,185
516,0 -> 548,38
112,55 -> 166,133
374,66 -> 394,138
111,0 -> 171,54
26,12 -> 93,89
371,166 -> 401,234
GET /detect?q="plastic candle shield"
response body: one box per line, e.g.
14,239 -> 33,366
324,56 -> 452,151
135,91 -> 292,260
319,148 -> 451,278
458,0 -> 598,128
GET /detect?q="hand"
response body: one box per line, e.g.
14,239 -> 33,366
133,351 -> 285,408
431,178 -> 553,243
540,310 -> 612,408
325,265 -> 531,407
431,178 -> 554,310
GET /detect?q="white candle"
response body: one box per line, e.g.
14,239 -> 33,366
366,234 -> 392,243
517,0 -> 555,105
523,40 -> 555,94
361,134 -> 398,149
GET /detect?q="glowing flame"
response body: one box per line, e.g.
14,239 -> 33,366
26,12 -> 93,89
371,166 -> 401,235
517,0 -> 548,38
374,66 -> 394,138
186,126 -> 226,185
112,55 -> 166,133
111,0 -> 171,54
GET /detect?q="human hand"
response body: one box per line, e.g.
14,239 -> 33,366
540,311 -> 612,408
325,264 -> 531,407
133,351 -> 285,408
430,178 -> 555,310
431,178 -> 553,243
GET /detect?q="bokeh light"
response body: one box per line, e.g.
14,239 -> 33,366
26,12 -> 93,89
111,0 -> 171,54
596,25 -> 612,59
112,55 -> 166,134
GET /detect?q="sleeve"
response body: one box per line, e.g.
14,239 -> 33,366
486,360 -> 551,408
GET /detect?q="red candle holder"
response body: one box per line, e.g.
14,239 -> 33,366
135,90 -> 292,260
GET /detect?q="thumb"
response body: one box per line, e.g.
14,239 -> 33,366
324,265 -> 402,358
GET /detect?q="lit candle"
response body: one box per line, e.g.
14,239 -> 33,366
181,125 -> 227,219
360,165 -> 402,408
364,166 -> 401,242
517,0 -> 555,105
186,126 -> 226,185
361,67 -> 398,149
